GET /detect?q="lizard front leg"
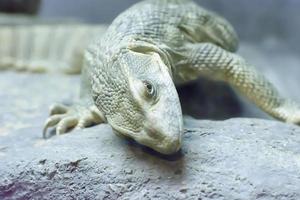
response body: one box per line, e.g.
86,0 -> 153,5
43,65 -> 106,138
176,43 -> 300,125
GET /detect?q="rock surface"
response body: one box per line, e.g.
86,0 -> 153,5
1,42 -> 300,199
1,118 -> 300,199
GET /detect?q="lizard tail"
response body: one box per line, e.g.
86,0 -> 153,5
0,17 -> 107,74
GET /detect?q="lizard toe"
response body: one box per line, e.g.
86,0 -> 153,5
44,103 -> 105,138
76,106 -> 106,129
286,104 -> 300,125
285,111 -> 300,126
14,61 -> 27,72
76,114 -> 95,129
43,114 -> 65,138
56,116 -> 78,135
292,113 -> 300,126
90,105 -> 106,123
27,65 -> 47,73
49,103 -> 68,115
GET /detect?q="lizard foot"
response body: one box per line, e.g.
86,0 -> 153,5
43,103 -> 105,138
14,63 -> 47,73
286,113 -> 300,126
275,101 -> 300,126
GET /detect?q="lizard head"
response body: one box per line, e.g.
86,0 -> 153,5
90,47 -> 183,155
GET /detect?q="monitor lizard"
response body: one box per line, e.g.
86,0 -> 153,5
2,0 -> 300,154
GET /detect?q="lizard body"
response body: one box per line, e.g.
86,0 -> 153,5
7,0 -> 300,154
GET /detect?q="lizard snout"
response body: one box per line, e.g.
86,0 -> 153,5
143,120 -> 182,155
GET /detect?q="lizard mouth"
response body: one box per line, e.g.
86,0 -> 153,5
110,123 -> 181,155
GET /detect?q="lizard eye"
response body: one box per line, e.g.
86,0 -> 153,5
143,80 -> 156,98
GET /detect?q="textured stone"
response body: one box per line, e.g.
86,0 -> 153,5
1,118 -> 300,199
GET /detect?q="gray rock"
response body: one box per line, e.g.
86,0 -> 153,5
1,118 -> 300,199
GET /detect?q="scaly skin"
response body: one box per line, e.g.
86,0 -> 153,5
0,14 -> 107,73
29,0 -> 300,154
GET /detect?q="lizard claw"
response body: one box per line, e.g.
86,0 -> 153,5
43,103 -> 105,139
43,114 -> 65,138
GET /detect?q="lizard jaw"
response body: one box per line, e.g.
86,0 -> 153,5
111,122 -> 182,155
